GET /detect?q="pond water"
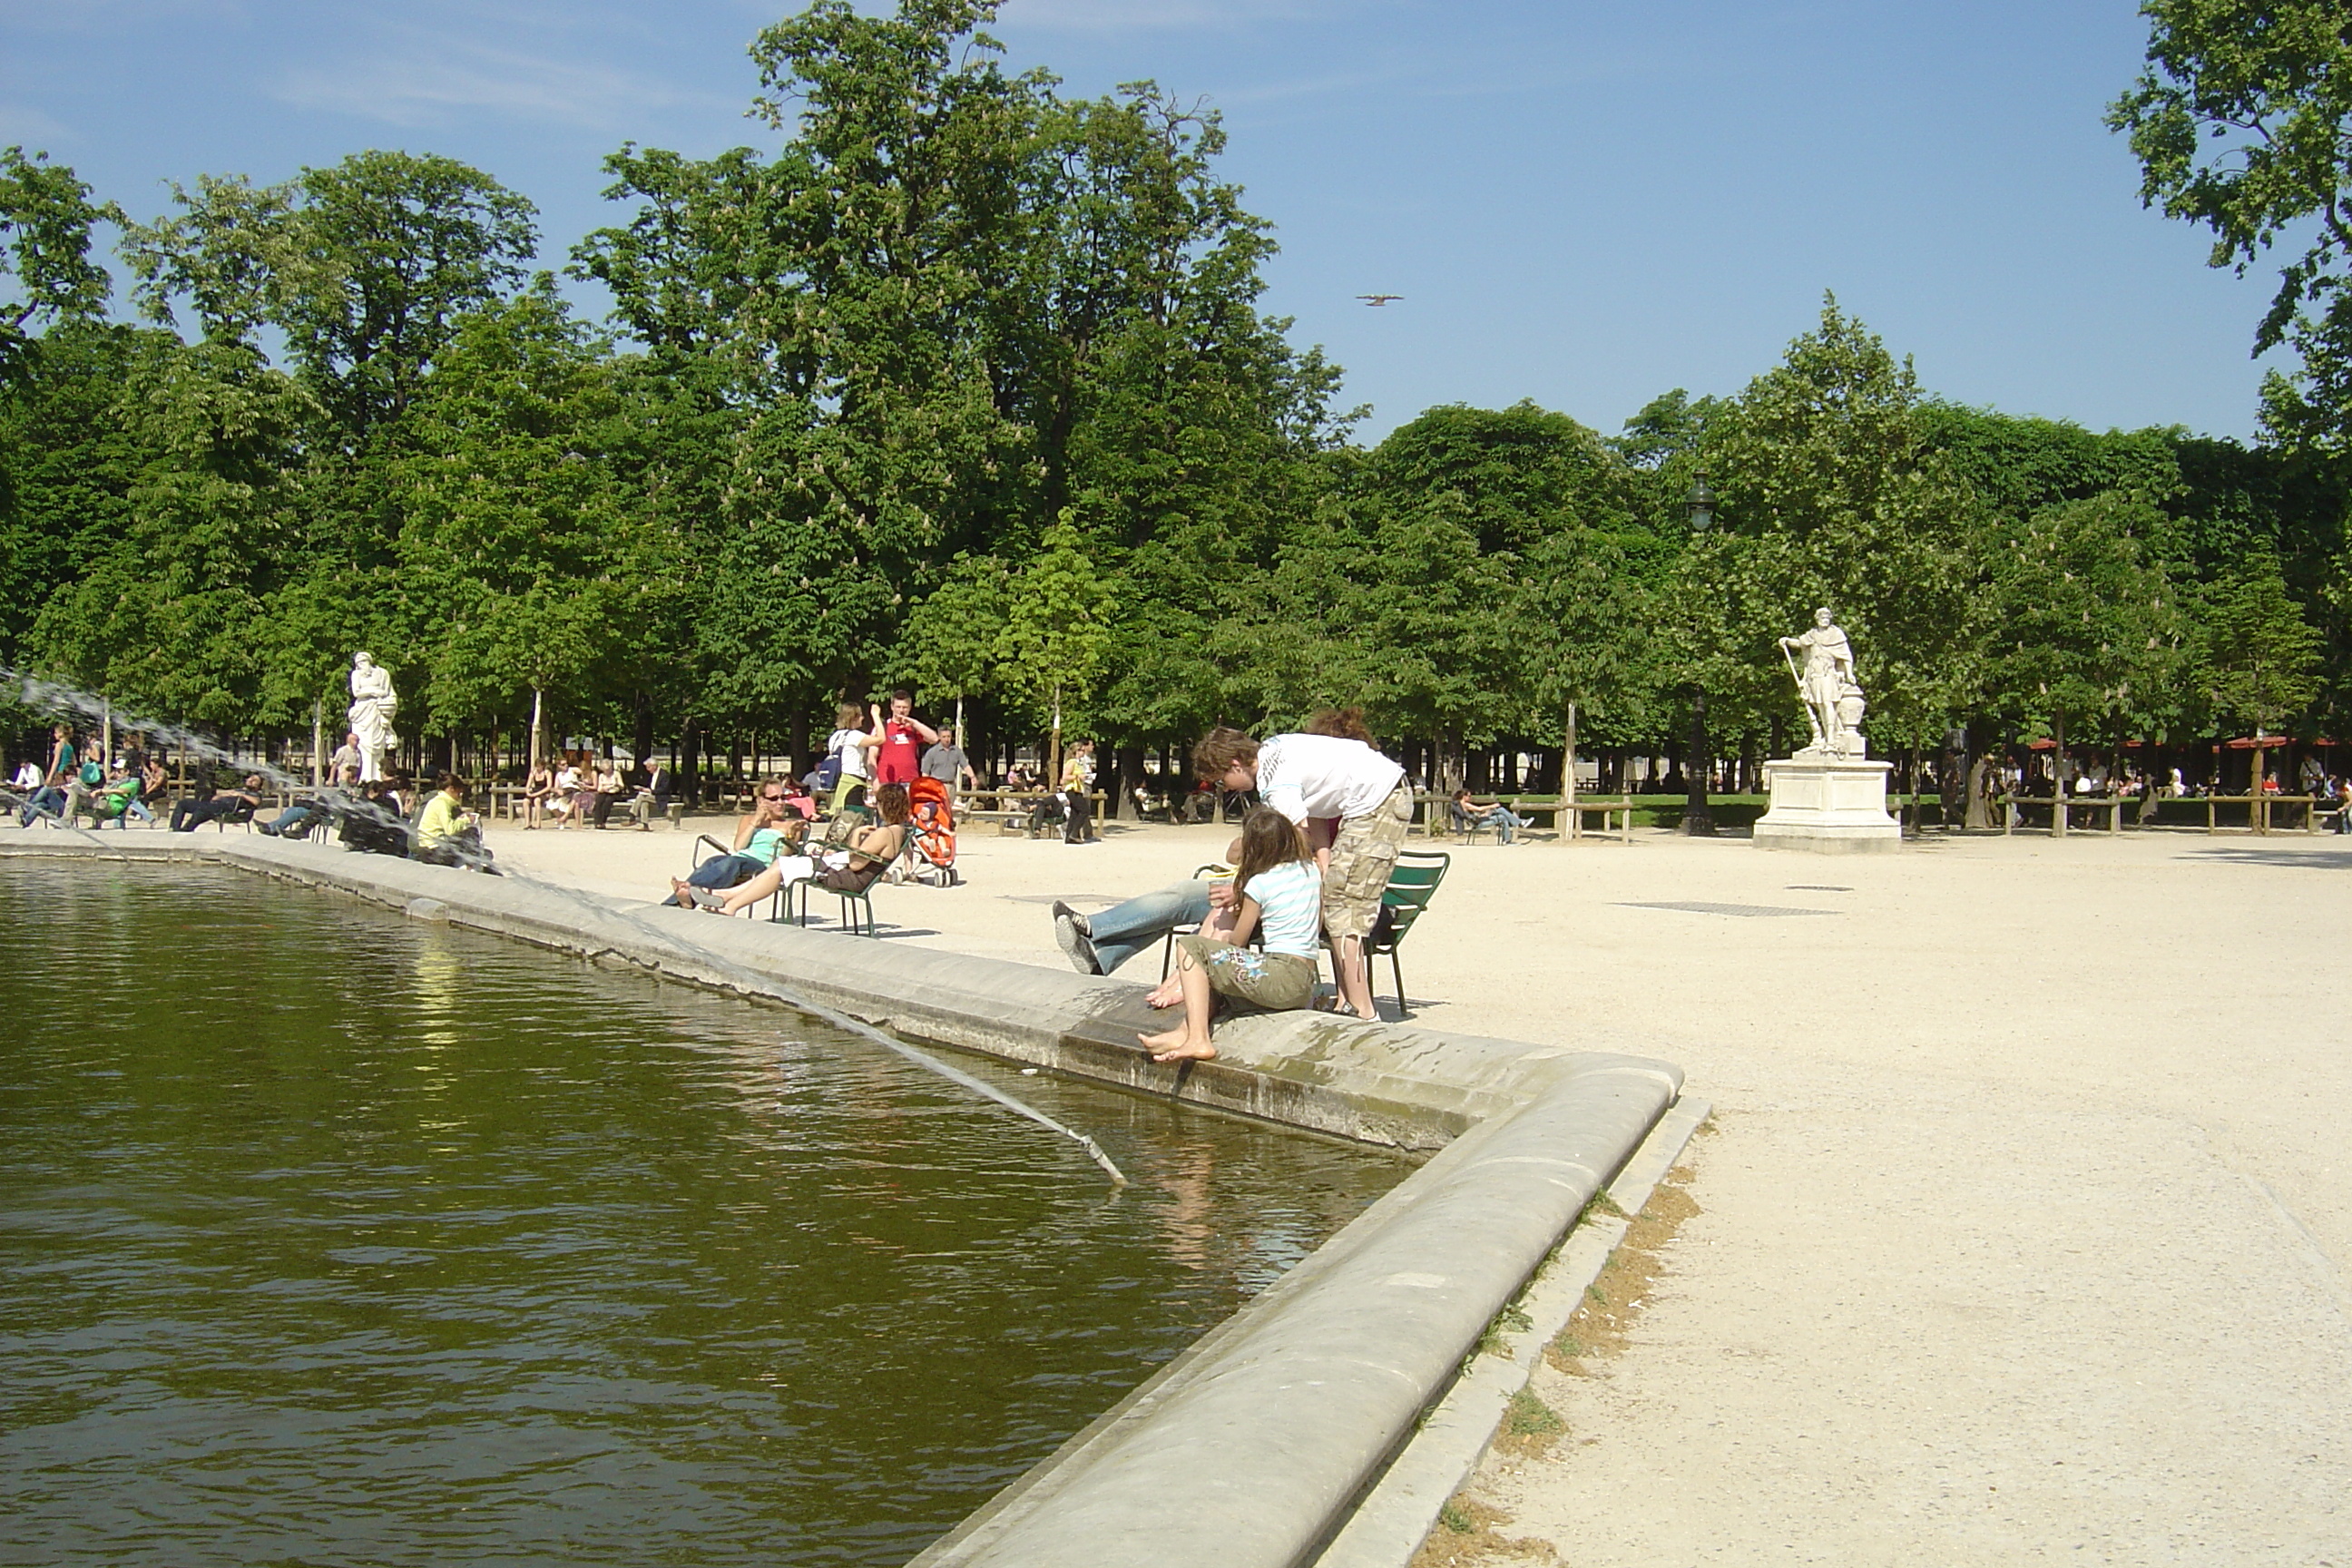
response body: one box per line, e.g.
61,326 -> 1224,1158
0,865 -> 1408,1566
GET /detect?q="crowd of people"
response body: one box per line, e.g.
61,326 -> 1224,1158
522,752 -> 675,830
5,723 -> 507,871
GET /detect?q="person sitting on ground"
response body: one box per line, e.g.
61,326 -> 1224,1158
664,781 -> 807,906
701,782 -> 911,916
172,772 -> 263,832
1138,807 -> 1325,1063
1451,787 -> 1531,845
416,772 -> 500,872
1193,723 -> 1410,1023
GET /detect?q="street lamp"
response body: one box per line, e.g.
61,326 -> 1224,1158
1681,474 -> 1718,837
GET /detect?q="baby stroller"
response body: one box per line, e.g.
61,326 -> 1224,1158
905,776 -> 958,887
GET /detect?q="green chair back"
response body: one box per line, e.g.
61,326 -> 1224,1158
1372,849 -> 1449,954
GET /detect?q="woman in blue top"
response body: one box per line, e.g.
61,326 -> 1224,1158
1140,807 -> 1323,1063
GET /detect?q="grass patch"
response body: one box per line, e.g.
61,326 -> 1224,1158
1545,1162 -> 1703,1377
1495,1388 -> 1567,1457
1412,1496 -> 1561,1568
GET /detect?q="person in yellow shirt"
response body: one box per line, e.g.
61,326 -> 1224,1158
416,773 -> 500,874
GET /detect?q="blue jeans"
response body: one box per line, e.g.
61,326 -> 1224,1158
20,786 -> 64,825
266,803 -> 325,836
1087,879 -> 1214,975
690,853 -> 767,890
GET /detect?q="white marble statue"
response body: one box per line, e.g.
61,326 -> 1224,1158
1779,608 -> 1865,759
348,652 -> 399,782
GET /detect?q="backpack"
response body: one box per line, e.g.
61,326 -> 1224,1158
78,760 -> 103,787
811,753 -> 843,793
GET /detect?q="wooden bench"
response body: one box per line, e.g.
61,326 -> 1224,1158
1998,794 -> 2128,834
963,789 -> 1110,834
1412,792 -> 1634,843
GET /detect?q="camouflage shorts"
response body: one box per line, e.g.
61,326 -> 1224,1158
1322,781 -> 1413,943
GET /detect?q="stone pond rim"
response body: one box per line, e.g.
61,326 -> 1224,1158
0,834 -> 1687,1568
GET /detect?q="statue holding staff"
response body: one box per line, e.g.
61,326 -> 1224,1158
348,652 -> 399,782
1779,607 -> 1862,757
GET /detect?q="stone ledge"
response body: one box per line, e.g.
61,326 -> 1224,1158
1,830 -> 1686,1568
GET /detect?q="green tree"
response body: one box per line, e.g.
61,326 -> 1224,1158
0,147 -> 119,383
125,151 -> 536,444
1697,298 -> 1984,755
996,514 -> 1114,781
2198,554 -> 2325,735
1979,492 -> 2189,816
2110,0 -> 2352,449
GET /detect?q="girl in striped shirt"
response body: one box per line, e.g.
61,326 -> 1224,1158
1140,807 -> 1323,1063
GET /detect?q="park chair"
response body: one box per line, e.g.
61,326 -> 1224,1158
785,871 -> 881,936
1337,848 -> 1450,1020
210,795 -> 258,832
1160,864 -> 1231,979
1447,799 -> 1493,845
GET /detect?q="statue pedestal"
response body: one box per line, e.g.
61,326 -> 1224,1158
1753,753 -> 1899,853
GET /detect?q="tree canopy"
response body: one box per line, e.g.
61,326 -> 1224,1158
2,0 -> 2346,799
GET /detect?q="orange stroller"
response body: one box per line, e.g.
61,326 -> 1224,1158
906,776 -> 958,887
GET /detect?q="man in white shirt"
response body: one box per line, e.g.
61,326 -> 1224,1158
1191,726 -> 1413,1022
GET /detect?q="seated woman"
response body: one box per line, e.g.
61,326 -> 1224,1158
1139,807 -> 1323,1063
522,760 -> 554,829
548,759 -> 581,826
416,772 -> 500,873
701,782 -> 911,916
665,782 -> 806,906
1450,788 -> 1530,844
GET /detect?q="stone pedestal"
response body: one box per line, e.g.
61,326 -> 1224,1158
1753,754 -> 1900,853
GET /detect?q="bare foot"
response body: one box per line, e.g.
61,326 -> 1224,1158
1144,980 -> 1181,1009
1139,1027 -> 1216,1063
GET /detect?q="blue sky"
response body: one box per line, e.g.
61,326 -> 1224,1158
0,0 -> 2282,444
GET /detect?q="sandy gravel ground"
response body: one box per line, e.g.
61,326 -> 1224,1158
485,812 -> 2351,1564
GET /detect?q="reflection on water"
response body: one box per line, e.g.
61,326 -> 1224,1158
0,866 -> 1407,1567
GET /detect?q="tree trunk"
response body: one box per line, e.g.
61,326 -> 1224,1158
2052,712 -> 2068,838
1049,685 -> 1063,791
1562,701 -> 1580,818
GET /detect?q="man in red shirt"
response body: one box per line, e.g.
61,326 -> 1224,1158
868,691 -> 939,788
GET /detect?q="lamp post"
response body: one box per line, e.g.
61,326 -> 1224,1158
1680,474 -> 1718,837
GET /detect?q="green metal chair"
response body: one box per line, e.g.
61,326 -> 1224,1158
1341,848 -> 1450,1019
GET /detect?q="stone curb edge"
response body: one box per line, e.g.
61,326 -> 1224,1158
1311,1094 -> 1713,1568
3,833 -> 1688,1568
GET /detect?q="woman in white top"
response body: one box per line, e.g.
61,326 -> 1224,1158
825,701 -> 871,815
1140,807 -> 1324,1063
549,760 -> 581,826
